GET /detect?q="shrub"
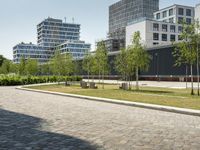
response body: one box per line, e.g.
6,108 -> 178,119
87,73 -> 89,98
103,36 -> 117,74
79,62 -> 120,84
0,75 -> 82,86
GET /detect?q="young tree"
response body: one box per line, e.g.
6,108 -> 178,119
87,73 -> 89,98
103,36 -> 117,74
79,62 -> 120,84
0,60 -> 11,74
115,48 -> 128,81
40,62 -> 51,76
0,55 -> 6,67
18,56 -> 26,76
82,53 -> 96,82
51,50 -> 63,76
194,20 -> 200,96
25,58 -> 38,76
128,31 -> 151,90
95,41 -> 108,89
62,53 -> 74,76
9,62 -> 18,74
174,22 -> 197,95
51,50 -> 74,76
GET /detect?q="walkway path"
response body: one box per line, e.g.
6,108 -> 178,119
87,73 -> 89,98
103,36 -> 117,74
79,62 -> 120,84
0,86 -> 200,149
83,79 -> 197,89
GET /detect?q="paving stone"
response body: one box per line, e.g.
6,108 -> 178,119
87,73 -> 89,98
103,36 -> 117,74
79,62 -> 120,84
0,86 -> 200,149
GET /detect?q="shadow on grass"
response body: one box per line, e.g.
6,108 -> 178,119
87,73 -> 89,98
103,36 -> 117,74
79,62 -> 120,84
115,88 -> 174,95
0,108 -> 100,149
133,89 -> 174,94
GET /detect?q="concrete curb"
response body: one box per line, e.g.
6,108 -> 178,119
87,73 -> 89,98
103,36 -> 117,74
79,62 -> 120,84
16,86 -> 200,117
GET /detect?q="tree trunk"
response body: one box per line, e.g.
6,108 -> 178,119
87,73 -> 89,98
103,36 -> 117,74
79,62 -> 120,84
128,75 -> 131,90
88,69 -> 90,83
136,67 -> 139,90
102,66 -> 104,89
191,64 -> 194,95
186,65 -> 188,89
197,45 -> 200,96
98,68 -> 100,84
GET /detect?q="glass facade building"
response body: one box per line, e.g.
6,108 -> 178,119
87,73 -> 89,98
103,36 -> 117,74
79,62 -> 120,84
57,40 -> 91,60
13,43 -> 53,64
13,17 -> 91,63
37,17 -> 80,49
108,0 -> 159,48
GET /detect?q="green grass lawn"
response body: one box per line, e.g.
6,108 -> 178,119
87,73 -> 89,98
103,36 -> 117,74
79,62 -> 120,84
27,83 -> 200,110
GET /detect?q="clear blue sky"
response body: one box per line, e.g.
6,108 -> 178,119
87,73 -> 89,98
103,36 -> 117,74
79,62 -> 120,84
0,0 -> 199,59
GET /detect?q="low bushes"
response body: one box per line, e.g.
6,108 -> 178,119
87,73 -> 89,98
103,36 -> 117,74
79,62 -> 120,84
0,75 -> 82,86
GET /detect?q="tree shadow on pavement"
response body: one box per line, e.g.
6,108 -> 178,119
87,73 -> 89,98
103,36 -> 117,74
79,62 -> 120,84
0,108 -> 101,150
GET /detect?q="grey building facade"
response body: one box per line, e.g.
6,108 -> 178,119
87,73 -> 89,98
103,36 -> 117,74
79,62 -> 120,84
109,0 -> 159,41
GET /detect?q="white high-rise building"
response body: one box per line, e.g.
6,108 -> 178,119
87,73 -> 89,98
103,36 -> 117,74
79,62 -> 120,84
154,4 -> 194,24
195,3 -> 200,21
126,4 -> 195,48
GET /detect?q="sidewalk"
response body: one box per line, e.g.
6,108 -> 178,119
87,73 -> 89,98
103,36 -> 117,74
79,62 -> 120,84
83,79 -> 197,89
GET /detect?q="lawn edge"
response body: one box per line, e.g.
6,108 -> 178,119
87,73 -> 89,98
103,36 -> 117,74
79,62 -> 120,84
16,85 -> 200,117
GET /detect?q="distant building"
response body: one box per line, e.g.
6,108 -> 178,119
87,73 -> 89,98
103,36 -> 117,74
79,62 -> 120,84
37,18 -> 80,49
126,18 -> 183,48
13,43 -> 53,64
126,4 -> 195,48
13,17 -> 91,63
97,39 -> 120,52
154,4 -> 194,24
57,40 -> 91,60
108,0 -> 159,50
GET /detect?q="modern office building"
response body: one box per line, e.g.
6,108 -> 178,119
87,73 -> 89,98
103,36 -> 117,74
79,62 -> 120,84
13,43 -> 53,64
154,4 -> 194,24
97,38 -> 120,52
108,0 -> 159,49
13,17 -> 91,63
97,0 -> 159,52
37,17 -> 80,49
126,4 -> 195,48
57,40 -> 91,60
195,3 -> 200,21
126,18 -> 183,48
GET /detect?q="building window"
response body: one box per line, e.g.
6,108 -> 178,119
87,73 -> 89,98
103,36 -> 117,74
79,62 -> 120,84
170,35 -> 176,41
153,33 -> 159,40
169,18 -> 174,23
162,34 -> 167,41
153,42 -> 159,45
178,8 -> 184,15
178,26 -> 183,33
153,23 -> 159,31
186,9 -> 192,16
162,11 -> 167,18
169,9 -> 174,16
170,25 -> 176,32
162,24 -> 168,32
163,19 -> 168,23
178,17 -> 184,24
156,13 -> 160,19
186,18 -> 192,24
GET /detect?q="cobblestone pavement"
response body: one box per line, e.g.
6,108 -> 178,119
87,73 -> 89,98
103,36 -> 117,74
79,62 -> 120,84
1,87 -> 200,150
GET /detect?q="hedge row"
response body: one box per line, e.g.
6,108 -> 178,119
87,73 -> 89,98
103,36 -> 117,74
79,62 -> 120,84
0,75 -> 82,86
